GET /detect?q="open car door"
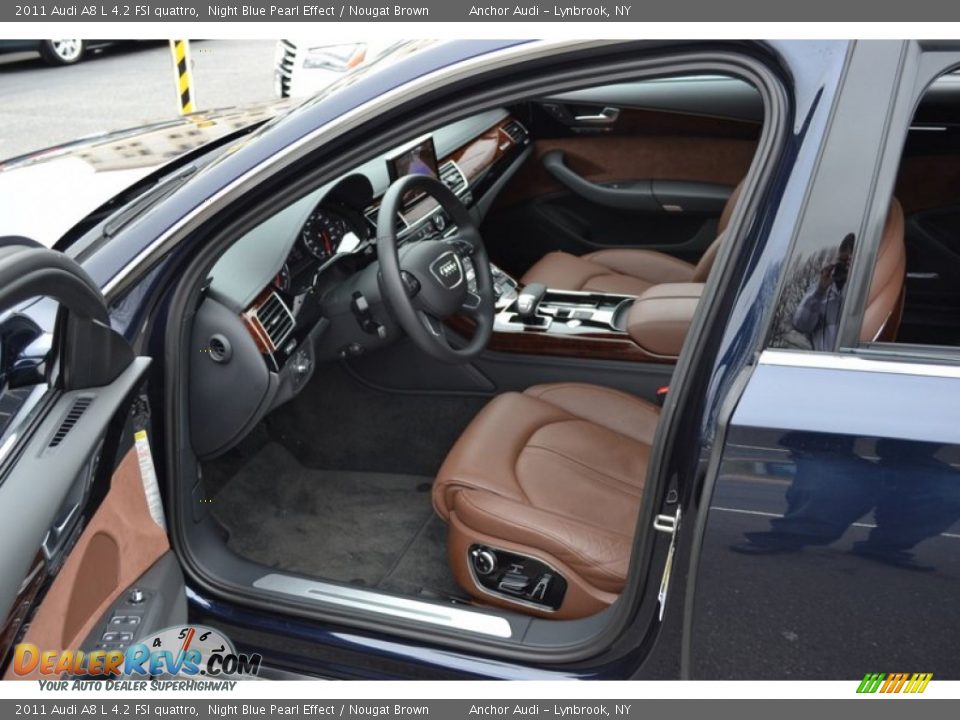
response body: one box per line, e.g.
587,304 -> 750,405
0,239 -> 186,680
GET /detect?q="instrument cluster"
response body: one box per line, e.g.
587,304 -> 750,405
273,205 -> 367,294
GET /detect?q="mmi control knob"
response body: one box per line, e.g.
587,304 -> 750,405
471,547 -> 498,576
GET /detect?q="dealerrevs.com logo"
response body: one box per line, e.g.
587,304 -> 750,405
13,625 -> 262,682
857,673 -> 933,694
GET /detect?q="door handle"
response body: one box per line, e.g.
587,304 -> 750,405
42,502 -> 81,561
573,106 -> 620,125
40,442 -> 101,562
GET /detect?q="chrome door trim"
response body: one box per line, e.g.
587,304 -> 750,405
759,348 -> 960,379
252,573 -> 513,638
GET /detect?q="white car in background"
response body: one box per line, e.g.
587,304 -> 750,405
274,39 -> 421,98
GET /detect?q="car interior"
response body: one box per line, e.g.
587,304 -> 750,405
888,70 -> 960,348
171,63 -> 955,641
183,72 -> 764,626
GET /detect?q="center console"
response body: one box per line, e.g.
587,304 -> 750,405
497,286 -> 634,335
464,262 -> 703,364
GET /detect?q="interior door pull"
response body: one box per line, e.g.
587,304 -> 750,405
574,107 -> 620,124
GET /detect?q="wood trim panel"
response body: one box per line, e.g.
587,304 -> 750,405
496,134 -> 757,209
385,116 -> 525,226
446,315 -> 675,364
598,107 -> 761,138
241,287 -> 280,354
4,448 -> 170,680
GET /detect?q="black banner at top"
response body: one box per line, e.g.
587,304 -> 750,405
4,0 -> 960,22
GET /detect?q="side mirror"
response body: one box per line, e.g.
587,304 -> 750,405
7,357 -> 46,389
5,331 -> 51,389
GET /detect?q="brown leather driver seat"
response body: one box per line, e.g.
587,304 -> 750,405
519,182 -> 743,295
433,383 -> 659,618
434,198 -> 906,620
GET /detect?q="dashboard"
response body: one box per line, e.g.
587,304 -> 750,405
191,108 -> 532,459
208,107 -> 525,313
273,204 -> 368,295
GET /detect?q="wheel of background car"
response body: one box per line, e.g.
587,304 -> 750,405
39,40 -> 85,66
377,174 -> 495,364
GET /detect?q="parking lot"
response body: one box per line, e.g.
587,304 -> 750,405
0,40 -> 279,160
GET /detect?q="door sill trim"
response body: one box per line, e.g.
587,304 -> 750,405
252,573 -> 513,639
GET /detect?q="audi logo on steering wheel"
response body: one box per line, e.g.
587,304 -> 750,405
429,252 -> 463,289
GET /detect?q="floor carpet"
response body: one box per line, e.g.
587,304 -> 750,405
212,442 -> 463,598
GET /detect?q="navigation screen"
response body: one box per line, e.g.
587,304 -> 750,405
387,136 -> 439,183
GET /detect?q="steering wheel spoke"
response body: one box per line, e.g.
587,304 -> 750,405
377,173 -> 495,363
417,310 -> 447,339
460,291 -> 483,317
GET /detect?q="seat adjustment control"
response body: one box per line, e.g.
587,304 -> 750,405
498,568 -> 531,595
468,544 -> 566,611
471,547 -> 498,576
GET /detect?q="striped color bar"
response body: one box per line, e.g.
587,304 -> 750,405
169,39 -> 195,114
857,672 -> 932,694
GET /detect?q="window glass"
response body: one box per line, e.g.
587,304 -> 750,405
0,297 -> 57,461
881,68 -> 960,348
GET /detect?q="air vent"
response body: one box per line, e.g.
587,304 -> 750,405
255,293 -> 295,350
365,206 -> 408,234
49,397 -> 93,448
501,119 -> 529,145
439,161 -> 468,196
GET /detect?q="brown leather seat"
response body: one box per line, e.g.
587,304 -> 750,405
433,382 -> 659,618
520,182 -> 743,295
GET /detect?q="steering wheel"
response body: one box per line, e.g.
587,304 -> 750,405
377,174 -> 495,364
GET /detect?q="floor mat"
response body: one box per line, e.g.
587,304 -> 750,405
212,442 -> 463,597
265,360 -> 489,476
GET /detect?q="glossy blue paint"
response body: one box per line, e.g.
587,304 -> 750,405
691,360 -> 960,678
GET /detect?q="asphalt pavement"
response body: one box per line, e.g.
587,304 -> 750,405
0,40 -> 279,161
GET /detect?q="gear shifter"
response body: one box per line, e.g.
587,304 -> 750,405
516,283 -> 546,319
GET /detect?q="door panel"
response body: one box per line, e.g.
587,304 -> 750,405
0,241 -> 184,677
544,76 -> 764,125
499,134 -> 756,209
5,443 -> 172,679
485,102 -> 758,278
689,352 -> 960,678
0,358 -> 151,628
